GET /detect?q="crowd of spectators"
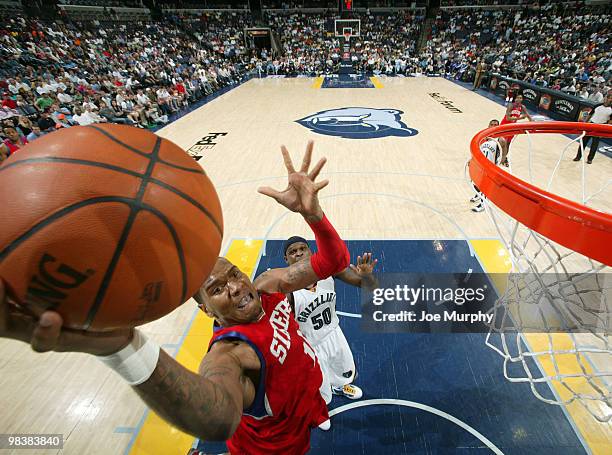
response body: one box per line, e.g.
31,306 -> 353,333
2,1 -> 610,158
1,11 -> 255,158
256,10 -> 423,76
422,2 -> 610,101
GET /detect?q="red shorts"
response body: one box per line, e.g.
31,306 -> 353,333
500,118 -> 517,144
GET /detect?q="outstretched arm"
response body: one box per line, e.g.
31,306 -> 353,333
335,252 -> 379,289
134,340 -> 259,441
254,142 -> 349,294
0,281 -> 258,442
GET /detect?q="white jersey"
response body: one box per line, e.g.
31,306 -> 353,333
480,139 -> 500,164
292,277 -> 339,344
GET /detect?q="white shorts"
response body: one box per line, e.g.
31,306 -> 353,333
316,326 -> 356,404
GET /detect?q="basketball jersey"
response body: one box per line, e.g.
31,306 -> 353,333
480,139 -> 500,164
292,277 -> 339,344
209,292 -> 328,455
501,103 -> 523,124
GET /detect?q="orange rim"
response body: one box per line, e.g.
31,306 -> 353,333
469,121 -> 612,266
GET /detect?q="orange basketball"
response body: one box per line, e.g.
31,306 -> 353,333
0,124 -> 223,330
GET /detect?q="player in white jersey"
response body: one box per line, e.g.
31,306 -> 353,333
470,119 -> 505,213
283,236 -> 378,408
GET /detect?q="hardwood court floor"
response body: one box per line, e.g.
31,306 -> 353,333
0,77 -> 609,454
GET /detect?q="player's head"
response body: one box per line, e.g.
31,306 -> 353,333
284,236 -> 311,265
488,119 -> 499,127
514,93 -> 523,104
193,257 -> 262,327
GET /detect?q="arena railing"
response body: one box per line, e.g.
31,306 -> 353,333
0,0 -> 21,11
57,4 -> 151,20
481,72 -> 600,123
440,1 -> 607,10
163,8 -> 250,14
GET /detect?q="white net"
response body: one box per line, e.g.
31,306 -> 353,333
470,124 -> 612,423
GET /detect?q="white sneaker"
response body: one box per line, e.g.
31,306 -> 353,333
318,419 -> 331,431
471,203 -> 485,213
470,194 -> 481,203
332,384 -> 363,399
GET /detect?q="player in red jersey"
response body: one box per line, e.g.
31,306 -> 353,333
0,141 -> 349,455
499,92 -> 532,167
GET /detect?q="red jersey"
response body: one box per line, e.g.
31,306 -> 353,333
501,102 -> 524,124
209,292 -> 328,455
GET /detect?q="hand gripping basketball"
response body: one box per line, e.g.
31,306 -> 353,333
0,279 -> 133,355
0,125 -> 223,330
257,141 -> 329,222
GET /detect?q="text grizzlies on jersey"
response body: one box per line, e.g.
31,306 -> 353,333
297,292 -> 335,322
269,299 -> 292,364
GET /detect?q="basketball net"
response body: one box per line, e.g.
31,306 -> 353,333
468,122 -> 612,423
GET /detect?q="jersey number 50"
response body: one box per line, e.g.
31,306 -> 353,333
312,308 -> 332,330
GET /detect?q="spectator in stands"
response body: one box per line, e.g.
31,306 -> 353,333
588,86 -> 604,104
71,106 -> 95,126
16,116 -> 34,137
2,93 -> 17,110
37,110 -> 56,133
26,125 -> 45,142
0,125 -> 28,162
100,101 -> 133,125
35,92 -> 54,112
573,90 -> 612,164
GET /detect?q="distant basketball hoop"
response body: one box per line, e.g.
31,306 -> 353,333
334,19 -> 360,38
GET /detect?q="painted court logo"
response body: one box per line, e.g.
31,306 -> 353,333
296,107 -> 418,139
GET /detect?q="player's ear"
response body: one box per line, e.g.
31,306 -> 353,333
193,288 -> 214,317
201,302 -> 216,319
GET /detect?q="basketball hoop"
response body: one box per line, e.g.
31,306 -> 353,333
469,121 -> 612,422
344,32 -> 351,43
470,122 -> 612,265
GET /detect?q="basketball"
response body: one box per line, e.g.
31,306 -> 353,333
0,124 -> 223,330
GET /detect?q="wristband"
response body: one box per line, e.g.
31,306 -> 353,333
97,329 -> 160,385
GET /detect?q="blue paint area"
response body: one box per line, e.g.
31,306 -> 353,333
296,107 -> 418,139
322,74 -> 375,89
196,240 -> 585,454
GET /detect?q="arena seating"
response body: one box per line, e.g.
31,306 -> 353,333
1,0 -> 609,151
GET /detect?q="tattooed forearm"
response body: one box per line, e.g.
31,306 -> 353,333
282,259 -> 319,293
134,350 -> 241,441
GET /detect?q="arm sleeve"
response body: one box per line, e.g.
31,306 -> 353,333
307,214 -> 350,280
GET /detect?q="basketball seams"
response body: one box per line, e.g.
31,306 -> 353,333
142,206 -> 189,305
149,178 -> 223,236
0,157 -> 145,178
0,196 -> 134,262
87,125 -> 151,158
2,128 -> 221,329
0,158 -> 222,247
87,125 -> 204,174
85,137 -> 163,328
